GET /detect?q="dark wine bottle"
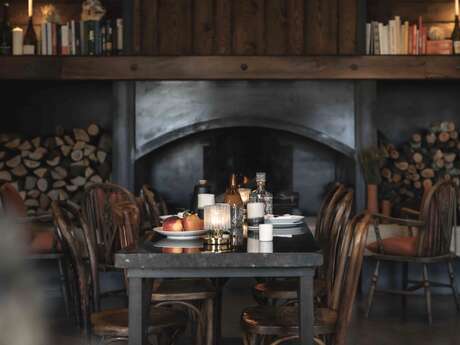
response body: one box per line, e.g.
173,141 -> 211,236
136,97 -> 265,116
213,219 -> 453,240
23,16 -> 37,55
453,15 -> 460,55
0,2 -> 12,55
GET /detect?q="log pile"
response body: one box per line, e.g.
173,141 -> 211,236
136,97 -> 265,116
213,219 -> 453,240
380,120 -> 460,211
0,123 -> 112,216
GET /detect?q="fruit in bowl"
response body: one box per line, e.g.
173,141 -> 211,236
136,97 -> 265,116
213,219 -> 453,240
182,212 -> 204,231
162,216 -> 183,232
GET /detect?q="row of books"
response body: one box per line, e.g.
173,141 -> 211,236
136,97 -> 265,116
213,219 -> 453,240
39,19 -> 123,56
366,16 -> 452,55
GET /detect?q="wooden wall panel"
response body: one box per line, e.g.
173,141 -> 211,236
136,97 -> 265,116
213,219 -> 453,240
214,0 -> 233,55
339,0 -> 358,54
232,0 -> 265,55
287,0 -> 305,55
194,0 -> 215,55
265,0 -> 288,55
157,0 -> 193,55
140,0 -> 159,55
305,0 -> 338,54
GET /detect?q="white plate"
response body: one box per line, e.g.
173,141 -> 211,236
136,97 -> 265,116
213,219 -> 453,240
265,215 -> 304,225
154,227 -> 208,240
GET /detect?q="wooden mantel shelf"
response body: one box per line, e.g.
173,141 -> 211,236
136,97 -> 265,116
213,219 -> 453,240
1,56 -> 460,80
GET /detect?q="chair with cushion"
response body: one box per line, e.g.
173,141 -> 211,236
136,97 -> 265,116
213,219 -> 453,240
0,182 -> 71,317
140,184 -> 169,229
253,184 -> 352,304
52,201 -> 187,345
112,199 -> 215,345
365,180 -> 459,324
241,213 -> 371,345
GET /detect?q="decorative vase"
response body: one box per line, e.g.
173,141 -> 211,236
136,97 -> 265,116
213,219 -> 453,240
367,184 -> 379,214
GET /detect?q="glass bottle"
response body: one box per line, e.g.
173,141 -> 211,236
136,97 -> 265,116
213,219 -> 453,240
224,174 -> 243,207
249,172 -> 273,215
0,2 -> 12,55
453,15 -> 460,55
23,16 -> 37,55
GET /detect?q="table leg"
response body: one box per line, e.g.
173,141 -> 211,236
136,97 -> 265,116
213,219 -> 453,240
298,270 -> 314,345
128,277 -> 151,345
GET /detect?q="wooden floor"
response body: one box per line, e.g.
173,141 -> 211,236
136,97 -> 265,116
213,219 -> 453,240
48,289 -> 460,345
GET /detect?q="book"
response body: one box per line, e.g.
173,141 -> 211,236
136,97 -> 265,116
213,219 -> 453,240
116,18 -> 123,54
426,40 -> 452,55
41,23 -> 47,55
61,24 -> 69,55
46,22 -> 52,56
372,21 -> 380,55
365,23 -> 371,55
394,16 -> 401,54
80,21 -> 86,55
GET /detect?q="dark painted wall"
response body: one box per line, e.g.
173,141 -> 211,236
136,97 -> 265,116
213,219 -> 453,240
375,81 -> 460,145
2,81 -> 113,136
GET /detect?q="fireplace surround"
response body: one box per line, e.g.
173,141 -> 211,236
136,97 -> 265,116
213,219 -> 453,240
131,80 -> 373,213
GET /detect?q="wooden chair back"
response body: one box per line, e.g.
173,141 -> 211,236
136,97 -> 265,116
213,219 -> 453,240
140,184 -> 168,228
315,183 -> 346,242
418,180 -> 457,257
325,189 -> 354,301
51,201 -> 97,335
330,213 -> 371,345
81,183 -> 136,266
112,201 -> 141,250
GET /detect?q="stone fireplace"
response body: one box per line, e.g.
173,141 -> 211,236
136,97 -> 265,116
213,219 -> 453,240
132,81 -> 367,214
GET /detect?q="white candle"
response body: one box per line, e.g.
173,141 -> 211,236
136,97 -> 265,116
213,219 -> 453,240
12,27 -> 23,55
456,0 -> 459,17
28,0 -> 33,17
259,224 -> 273,242
259,241 -> 273,253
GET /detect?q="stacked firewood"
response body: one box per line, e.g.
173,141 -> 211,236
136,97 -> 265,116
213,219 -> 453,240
0,124 -> 112,216
380,120 -> 460,211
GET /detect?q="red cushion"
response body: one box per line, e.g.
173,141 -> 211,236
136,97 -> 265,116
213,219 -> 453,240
28,224 -> 60,253
0,183 -> 27,217
367,236 -> 418,257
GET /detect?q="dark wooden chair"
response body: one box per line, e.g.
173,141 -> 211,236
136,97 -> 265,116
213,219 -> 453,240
365,180 -> 459,324
253,184 -> 352,303
140,184 -> 169,229
52,201 -> 188,345
112,199 -> 215,345
241,213 -> 371,345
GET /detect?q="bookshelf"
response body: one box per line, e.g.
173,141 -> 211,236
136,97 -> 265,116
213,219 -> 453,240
0,56 -> 459,80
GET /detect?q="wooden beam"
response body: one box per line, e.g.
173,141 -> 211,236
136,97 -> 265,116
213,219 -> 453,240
1,56 -> 460,80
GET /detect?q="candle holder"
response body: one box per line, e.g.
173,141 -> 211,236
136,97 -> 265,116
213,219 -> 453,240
204,203 -> 231,245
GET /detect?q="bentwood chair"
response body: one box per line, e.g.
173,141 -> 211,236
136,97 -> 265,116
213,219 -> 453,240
112,199 -> 215,345
241,213 -> 371,345
52,201 -> 187,345
365,180 -> 459,324
81,182 -> 138,307
140,184 -> 169,229
253,184 -> 352,304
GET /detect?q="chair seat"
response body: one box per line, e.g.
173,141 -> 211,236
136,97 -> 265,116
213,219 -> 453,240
28,223 -> 60,254
152,278 -> 216,301
369,252 -> 455,264
254,279 -> 327,300
241,306 -> 337,336
367,236 -> 418,257
91,306 -> 188,338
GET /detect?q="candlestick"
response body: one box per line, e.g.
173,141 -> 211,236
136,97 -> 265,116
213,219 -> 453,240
456,0 -> 459,17
28,0 -> 33,17
12,27 -> 23,55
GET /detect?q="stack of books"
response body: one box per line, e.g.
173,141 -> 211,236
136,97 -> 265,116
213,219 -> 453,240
39,18 -> 123,56
366,16 -> 452,55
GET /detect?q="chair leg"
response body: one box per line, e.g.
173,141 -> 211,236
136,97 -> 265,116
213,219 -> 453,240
205,298 -> 214,345
401,262 -> 408,317
422,264 -> 432,325
57,257 -> 71,319
365,260 -> 380,318
447,261 -> 460,311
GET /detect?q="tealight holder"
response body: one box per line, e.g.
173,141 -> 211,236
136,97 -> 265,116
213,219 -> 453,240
204,203 -> 231,245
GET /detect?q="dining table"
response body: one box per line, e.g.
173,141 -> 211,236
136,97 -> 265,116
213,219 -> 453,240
115,225 -> 322,345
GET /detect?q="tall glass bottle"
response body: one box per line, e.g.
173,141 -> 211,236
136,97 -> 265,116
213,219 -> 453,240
453,15 -> 460,55
0,2 -> 12,55
224,174 -> 243,207
23,16 -> 37,55
249,172 -> 273,215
